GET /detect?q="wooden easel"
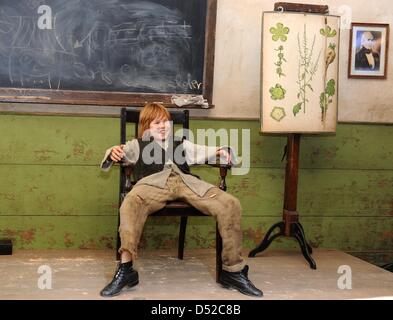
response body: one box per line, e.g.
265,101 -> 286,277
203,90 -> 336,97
249,3 -> 330,269
249,134 -> 316,269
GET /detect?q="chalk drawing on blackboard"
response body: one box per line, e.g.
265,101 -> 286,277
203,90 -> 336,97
5,11 -> 76,90
0,0 -> 205,94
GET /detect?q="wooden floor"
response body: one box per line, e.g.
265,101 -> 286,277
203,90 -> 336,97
0,248 -> 392,300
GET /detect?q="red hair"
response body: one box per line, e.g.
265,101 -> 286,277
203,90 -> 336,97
138,103 -> 171,138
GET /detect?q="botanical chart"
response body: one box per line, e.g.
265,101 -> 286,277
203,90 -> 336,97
261,12 -> 340,133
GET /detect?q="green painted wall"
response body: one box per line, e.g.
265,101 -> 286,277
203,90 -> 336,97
0,115 -> 392,265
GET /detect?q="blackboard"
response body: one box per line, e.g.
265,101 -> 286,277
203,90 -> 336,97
0,0 -> 216,107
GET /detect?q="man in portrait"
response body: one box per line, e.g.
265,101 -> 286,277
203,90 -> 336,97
355,31 -> 381,71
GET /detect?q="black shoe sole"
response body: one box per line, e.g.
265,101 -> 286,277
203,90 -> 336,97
219,280 -> 263,298
100,279 -> 139,297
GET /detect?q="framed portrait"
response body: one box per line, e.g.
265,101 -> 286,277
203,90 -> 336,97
348,23 -> 390,79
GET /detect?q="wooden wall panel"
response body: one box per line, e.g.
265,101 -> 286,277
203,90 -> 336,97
0,114 -> 392,265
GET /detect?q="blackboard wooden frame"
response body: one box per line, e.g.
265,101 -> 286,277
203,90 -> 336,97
0,0 -> 217,109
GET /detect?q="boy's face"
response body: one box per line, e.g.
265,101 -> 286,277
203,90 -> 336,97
149,117 -> 171,141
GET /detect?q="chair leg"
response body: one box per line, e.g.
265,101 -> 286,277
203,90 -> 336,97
116,216 -> 121,261
116,234 -> 120,261
178,216 -> 188,260
216,222 -> 223,283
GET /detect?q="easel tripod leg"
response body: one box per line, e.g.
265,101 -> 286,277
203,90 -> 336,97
248,222 -> 285,257
296,222 -> 313,254
293,223 -> 316,269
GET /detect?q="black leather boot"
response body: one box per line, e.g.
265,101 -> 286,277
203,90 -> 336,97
100,261 -> 139,297
219,265 -> 263,297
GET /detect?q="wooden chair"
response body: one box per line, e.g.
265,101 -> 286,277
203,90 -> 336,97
115,107 -> 231,282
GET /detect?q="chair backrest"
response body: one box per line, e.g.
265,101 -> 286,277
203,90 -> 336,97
119,107 -> 190,203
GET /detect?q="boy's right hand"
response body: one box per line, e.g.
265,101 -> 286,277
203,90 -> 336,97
110,145 -> 125,162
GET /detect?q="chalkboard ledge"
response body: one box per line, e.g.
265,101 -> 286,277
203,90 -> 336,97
0,102 -> 215,117
0,88 -> 214,109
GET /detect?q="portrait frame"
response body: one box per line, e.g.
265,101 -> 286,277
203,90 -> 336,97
348,23 -> 390,79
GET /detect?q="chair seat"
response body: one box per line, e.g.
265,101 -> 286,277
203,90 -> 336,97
150,201 -> 207,217
165,201 -> 192,209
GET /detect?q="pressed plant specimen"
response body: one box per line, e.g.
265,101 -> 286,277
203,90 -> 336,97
270,23 -> 290,79
270,106 -> 286,122
274,45 -> 287,77
270,23 -> 290,41
270,83 -> 286,100
293,24 -> 321,117
320,25 -> 338,123
320,25 -> 337,38
319,79 -> 336,122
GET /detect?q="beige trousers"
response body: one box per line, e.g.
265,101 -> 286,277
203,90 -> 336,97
119,171 -> 246,272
